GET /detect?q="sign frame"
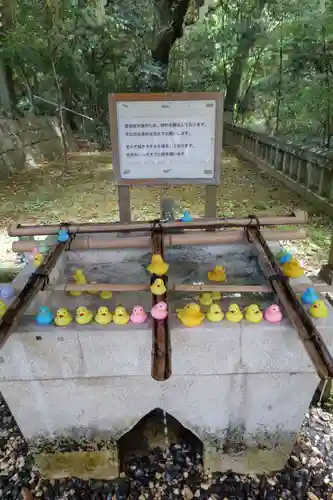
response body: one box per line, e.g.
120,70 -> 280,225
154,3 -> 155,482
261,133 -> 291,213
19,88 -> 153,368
109,92 -> 223,186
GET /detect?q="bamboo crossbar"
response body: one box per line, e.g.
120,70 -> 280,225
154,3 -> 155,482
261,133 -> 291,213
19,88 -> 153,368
47,282 -> 333,294
8,211 -> 308,237
12,228 -> 307,253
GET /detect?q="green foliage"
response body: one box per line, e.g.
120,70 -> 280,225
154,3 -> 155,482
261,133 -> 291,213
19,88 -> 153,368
1,0 -> 333,146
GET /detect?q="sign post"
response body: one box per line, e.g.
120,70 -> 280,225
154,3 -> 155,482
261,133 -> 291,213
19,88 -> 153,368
109,92 -> 223,222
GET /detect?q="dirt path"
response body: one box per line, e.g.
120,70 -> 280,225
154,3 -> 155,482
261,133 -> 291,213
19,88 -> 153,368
0,150 -> 332,274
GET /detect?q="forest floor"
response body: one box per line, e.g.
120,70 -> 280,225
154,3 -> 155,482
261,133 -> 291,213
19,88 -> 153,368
0,150 -> 332,279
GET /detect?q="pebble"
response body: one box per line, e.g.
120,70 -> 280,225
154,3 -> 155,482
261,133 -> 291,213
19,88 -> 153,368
0,396 -> 333,499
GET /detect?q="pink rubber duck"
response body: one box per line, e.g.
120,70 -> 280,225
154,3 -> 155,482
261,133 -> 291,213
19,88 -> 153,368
130,306 -> 147,324
151,302 -> 168,320
264,304 -> 283,323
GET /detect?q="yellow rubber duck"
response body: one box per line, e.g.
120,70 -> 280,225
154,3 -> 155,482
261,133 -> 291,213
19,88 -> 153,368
309,300 -> 328,319
33,253 -> 44,268
177,303 -> 205,327
151,278 -> 167,296
200,293 -> 213,306
0,300 -> 7,319
208,265 -> 226,282
69,269 -> 87,297
76,306 -> 93,325
95,306 -> 113,325
245,304 -> 263,323
54,308 -> 72,326
100,291 -> 113,299
73,269 -> 87,284
212,291 -> 222,301
147,254 -> 169,276
113,306 -> 130,325
226,303 -> 243,323
281,259 -> 304,279
206,303 -> 224,322
88,282 -> 98,295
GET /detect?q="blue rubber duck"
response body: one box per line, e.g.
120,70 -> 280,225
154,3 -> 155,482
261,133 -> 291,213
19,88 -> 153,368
35,306 -> 54,325
278,250 -> 293,264
179,210 -> 193,223
0,284 -> 15,301
57,228 -> 70,243
301,287 -> 319,306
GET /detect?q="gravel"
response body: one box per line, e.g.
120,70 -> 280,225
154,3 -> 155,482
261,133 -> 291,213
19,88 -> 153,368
0,395 -> 332,499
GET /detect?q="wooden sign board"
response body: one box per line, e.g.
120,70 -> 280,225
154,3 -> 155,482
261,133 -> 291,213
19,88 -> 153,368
109,92 -> 223,186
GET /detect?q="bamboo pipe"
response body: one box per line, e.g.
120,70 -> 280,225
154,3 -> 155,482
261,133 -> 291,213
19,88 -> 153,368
7,211 -> 308,237
46,282 -> 332,294
51,283 -> 150,292
0,240 -> 69,349
12,228 -> 308,253
248,227 -> 333,380
150,229 -> 171,382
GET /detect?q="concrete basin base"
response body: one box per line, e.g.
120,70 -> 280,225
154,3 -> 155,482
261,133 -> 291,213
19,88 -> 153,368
1,238 -> 332,474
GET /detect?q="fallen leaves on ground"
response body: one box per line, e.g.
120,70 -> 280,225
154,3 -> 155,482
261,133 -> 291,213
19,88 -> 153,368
0,150 -> 332,273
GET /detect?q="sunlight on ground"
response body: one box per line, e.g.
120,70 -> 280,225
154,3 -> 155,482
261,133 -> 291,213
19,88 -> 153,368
0,150 -> 332,273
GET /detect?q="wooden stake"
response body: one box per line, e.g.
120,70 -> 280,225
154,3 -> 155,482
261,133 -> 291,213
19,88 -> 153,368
205,185 -> 218,232
151,228 -> 171,382
247,226 -> 333,380
118,186 -> 131,223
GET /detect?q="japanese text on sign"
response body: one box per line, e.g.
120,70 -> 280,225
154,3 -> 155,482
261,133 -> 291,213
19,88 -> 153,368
115,99 -> 217,181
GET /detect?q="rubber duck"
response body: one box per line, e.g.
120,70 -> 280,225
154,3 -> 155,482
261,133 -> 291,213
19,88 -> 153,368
264,304 -> 283,323
179,210 -> 193,223
301,287 -> 319,306
147,254 -> 169,276
0,300 -> 7,319
57,228 -> 70,243
74,269 -> 87,284
85,282 -> 97,295
95,306 -> 113,325
245,304 -> 263,323
200,293 -> 213,306
54,308 -> 72,326
76,306 -> 93,325
177,303 -> 205,327
281,259 -> 304,278
33,252 -> 44,268
151,302 -> 168,320
206,303 -> 224,322
208,265 -> 226,282
212,291 -> 222,301
226,304 -> 243,323
130,306 -> 147,324
0,284 -> 15,301
113,306 -> 130,325
151,278 -> 167,296
69,269 -> 87,297
35,306 -> 54,325
100,291 -> 113,299
277,250 -> 293,265
309,300 -> 328,319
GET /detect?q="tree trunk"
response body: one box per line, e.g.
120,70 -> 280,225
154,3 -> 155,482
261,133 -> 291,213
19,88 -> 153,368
150,0 -> 192,90
0,0 -> 17,114
275,31 -> 283,135
0,60 -> 12,114
224,0 -> 267,119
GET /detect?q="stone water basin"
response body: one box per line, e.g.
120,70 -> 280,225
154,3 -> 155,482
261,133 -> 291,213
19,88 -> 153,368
0,238 -> 332,475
